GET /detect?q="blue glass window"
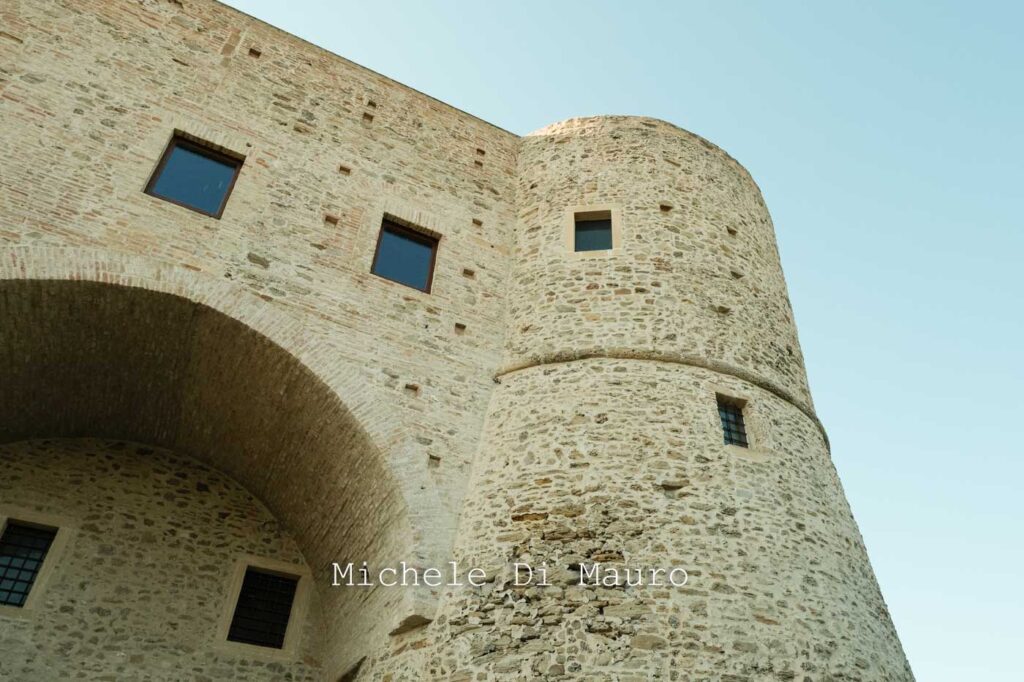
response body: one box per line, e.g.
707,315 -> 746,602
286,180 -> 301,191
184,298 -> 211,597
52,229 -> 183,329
146,136 -> 243,217
574,216 -> 613,252
371,220 -> 439,292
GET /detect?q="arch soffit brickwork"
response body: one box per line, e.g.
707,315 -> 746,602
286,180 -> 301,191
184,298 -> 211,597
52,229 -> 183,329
0,245 -> 444,635
0,246 -> 399,449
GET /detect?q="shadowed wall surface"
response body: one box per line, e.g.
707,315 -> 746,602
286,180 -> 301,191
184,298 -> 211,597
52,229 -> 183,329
0,438 -> 323,680
0,280 -> 411,678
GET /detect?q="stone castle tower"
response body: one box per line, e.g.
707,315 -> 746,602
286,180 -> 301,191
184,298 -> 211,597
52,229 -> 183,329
0,1 -> 912,680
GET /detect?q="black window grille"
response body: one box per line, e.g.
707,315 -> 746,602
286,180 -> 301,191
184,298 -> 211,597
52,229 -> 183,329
145,134 -> 244,218
0,522 -> 57,607
227,567 -> 299,649
717,396 -> 749,447
574,215 -> 613,252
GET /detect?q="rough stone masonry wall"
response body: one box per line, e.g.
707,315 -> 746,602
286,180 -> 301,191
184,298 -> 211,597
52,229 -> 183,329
507,116 -> 813,412
0,438 -> 322,681
414,361 -> 912,681
0,0 -> 520,584
0,1 -> 914,680
0,279 -> 414,677
354,120 -> 913,679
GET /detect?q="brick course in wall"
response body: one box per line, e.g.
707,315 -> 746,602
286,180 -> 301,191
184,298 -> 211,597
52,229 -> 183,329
0,1 -> 912,680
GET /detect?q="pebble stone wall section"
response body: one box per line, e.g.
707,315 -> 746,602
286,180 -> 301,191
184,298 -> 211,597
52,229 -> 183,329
356,121 -> 913,680
0,0 -> 913,680
508,118 -> 814,415
420,362 -> 911,680
0,438 -> 322,681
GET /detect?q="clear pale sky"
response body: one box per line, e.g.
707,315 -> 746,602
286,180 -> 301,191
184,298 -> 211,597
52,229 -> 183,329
222,1 -> 1023,678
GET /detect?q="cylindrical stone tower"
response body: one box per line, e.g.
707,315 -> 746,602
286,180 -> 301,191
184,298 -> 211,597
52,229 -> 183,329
428,117 -> 912,680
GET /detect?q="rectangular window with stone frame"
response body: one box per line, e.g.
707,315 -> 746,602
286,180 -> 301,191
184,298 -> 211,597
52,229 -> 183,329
145,133 -> 244,219
573,210 -> 613,251
226,566 -> 300,649
717,394 -> 749,447
0,521 -> 58,607
370,218 -> 440,292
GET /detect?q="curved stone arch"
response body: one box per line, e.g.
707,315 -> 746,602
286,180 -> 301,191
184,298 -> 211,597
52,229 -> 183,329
0,246 -> 402,449
0,246 -> 440,676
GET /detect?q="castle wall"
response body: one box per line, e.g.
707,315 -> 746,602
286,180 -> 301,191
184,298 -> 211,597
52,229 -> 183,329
417,360 -> 911,680
509,117 -> 813,412
0,1 -> 913,680
0,277 -> 423,678
378,117 -> 912,680
0,438 -> 322,681
0,0 -> 519,573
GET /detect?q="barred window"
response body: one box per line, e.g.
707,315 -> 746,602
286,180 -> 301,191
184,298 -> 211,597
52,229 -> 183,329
717,395 -> 749,447
0,522 -> 57,607
227,567 -> 299,649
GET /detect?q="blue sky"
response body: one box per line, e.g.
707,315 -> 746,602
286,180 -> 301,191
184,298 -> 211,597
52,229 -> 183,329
222,1 -> 1023,678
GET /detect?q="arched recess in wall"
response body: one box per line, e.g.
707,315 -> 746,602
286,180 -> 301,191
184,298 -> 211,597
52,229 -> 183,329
1,437 -> 326,679
0,273 -> 412,677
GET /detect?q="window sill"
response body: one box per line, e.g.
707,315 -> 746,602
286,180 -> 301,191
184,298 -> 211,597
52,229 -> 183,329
208,638 -> 304,663
724,444 -> 772,461
0,603 -> 36,620
569,247 -> 620,260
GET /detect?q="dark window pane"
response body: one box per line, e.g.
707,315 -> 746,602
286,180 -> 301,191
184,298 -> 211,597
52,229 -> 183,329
371,221 -> 438,291
227,568 -> 299,649
575,218 -> 613,252
717,397 -> 749,447
147,139 -> 241,216
0,522 -> 57,607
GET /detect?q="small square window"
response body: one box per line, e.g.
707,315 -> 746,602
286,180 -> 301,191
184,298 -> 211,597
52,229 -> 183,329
145,134 -> 243,218
0,521 -> 57,607
371,218 -> 439,292
574,211 -> 613,252
227,567 -> 299,649
717,395 -> 749,447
